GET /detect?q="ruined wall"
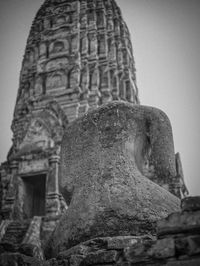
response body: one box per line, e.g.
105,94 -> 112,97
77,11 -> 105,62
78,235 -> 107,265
0,197 -> 199,265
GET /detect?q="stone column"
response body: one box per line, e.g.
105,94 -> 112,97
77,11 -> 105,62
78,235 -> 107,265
46,155 -> 61,217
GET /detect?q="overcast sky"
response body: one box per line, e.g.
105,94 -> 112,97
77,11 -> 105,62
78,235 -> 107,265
0,0 -> 200,195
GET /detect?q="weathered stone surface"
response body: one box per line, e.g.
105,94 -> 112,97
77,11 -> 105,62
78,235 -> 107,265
124,239 -> 154,263
46,102 -> 180,257
175,235 -> 200,257
150,238 -> 175,259
82,250 -> 119,265
0,252 -> 41,266
106,236 -> 144,250
181,196 -> 200,212
19,243 -> 41,258
57,236 -> 151,261
166,258 -> 200,266
69,255 -> 84,266
157,210 -> 200,237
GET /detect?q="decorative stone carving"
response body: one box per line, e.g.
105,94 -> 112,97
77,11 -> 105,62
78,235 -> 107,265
88,32 -> 98,56
69,67 -> 80,88
28,49 -> 35,63
55,15 -> 66,26
98,33 -> 107,57
34,76 -> 43,95
80,33 -> 88,55
44,18 -> 51,29
108,37 -> 116,62
39,43 -> 47,59
71,34 -> 79,53
114,18 -> 120,35
51,41 -> 65,53
99,65 -> 109,90
80,65 -> 89,93
96,10 -> 106,28
46,71 -> 67,92
107,15 -> 114,31
13,0 -> 140,136
45,57 -> 69,72
18,119 -> 52,151
90,66 -> 99,91
80,12 -> 87,28
88,10 -> 95,26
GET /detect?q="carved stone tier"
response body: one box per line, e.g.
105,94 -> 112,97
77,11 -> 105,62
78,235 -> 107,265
12,0 -> 139,149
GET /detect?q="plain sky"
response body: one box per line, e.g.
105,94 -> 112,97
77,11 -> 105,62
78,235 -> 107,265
0,0 -> 200,195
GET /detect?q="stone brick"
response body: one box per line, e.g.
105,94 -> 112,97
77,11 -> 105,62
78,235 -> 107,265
82,250 -> 119,265
44,258 -> 59,266
124,239 -> 155,263
19,243 -> 41,257
181,196 -> 200,212
166,258 -> 200,266
187,235 -> 200,255
107,236 -> 139,250
69,255 -> 85,266
0,241 -> 18,253
175,237 -> 189,257
157,211 -> 200,237
0,252 -> 42,266
150,238 -> 175,259
58,244 -> 89,259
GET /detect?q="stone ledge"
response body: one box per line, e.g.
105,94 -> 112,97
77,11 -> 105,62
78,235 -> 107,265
181,196 -> 200,212
157,211 -> 200,237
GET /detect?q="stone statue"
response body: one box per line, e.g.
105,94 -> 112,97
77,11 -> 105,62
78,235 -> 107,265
46,102 -> 180,258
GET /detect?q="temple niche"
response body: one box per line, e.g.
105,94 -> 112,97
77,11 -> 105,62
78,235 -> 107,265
28,49 -> 35,64
107,15 -> 114,31
88,32 -> 98,56
18,118 -> 54,151
80,65 -> 89,93
45,57 -> 69,72
34,75 -> 44,96
54,15 -> 66,26
71,34 -> 79,53
90,66 -> 99,91
80,34 -> 88,55
49,40 -> 69,55
69,67 -> 80,88
96,10 -> 106,28
98,34 -> 107,57
88,9 -> 95,26
39,42 -> 48,59
51,41 -> 64,54
80,13 -> 87,28
46,71 -> 67,92
108,37 -> 116,62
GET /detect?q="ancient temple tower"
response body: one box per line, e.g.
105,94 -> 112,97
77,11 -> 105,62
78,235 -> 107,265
0,0 -> 139,224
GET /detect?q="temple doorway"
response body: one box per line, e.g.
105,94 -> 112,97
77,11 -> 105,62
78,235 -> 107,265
22,174 -> 46,218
